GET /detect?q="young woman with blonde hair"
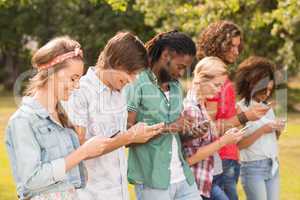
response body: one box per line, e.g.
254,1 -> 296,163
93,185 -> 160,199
182,57 -> 244,200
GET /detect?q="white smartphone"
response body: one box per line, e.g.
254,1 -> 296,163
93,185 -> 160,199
240,124 -> 251,132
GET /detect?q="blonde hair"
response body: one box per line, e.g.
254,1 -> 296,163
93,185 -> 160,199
193,57 -> 227,136
193,56 -> 227,84
25,36 -> 82,129
25,36 -> 82,96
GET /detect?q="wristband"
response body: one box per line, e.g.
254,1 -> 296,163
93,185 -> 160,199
237,112 -> 249,125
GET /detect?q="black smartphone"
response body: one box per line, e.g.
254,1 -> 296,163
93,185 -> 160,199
110,130 -> 120,138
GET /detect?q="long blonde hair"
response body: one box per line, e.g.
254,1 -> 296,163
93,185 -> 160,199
192,56 -> 227,105
25,36 -> 82,128
193,57 -> 227,136
193,56 -> 227,85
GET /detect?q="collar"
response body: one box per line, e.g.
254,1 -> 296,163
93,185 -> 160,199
21,96 -> 50,119
145,69 -> 159,86
84,67 -> 110,94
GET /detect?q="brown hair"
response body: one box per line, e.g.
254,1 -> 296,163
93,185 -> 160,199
96,32 -> 148,72
235,56 -> 276,106
25,36 -> 83,129
196,20 -> 243,62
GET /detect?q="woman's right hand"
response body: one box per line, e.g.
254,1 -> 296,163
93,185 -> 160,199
128,122 -> 165,144
245,104 -> 270,121
219,127 -> 245,147
262,120 -> 286,133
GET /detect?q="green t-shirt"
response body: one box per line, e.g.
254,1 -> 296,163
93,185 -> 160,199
124,69 -> 195,189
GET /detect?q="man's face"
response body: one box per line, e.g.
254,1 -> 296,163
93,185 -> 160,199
159,52 -> 194,82
224,36 -> 241,64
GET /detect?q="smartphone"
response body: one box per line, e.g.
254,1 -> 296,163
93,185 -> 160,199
240,124 -> 250,132
110,130 -> 120,138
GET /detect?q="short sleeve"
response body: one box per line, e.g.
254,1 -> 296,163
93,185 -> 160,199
124,81 -> 142,113
244,109 -> 274,137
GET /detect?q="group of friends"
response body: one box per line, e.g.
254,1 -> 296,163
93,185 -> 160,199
5,20 -> 285,200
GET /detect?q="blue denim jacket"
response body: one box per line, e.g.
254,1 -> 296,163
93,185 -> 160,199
5,97 -> 86,199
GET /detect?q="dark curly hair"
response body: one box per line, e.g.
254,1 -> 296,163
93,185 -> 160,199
235,56 -> 276,106
145,30 -> 196,66
196,20 -> 243,62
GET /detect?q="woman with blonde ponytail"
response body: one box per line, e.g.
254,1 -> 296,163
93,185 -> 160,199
182,57 -> 244,200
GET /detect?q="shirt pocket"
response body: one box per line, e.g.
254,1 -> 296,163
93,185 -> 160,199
36,125 -> 62,161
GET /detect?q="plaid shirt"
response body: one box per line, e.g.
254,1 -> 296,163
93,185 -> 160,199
182,90 -> 216,198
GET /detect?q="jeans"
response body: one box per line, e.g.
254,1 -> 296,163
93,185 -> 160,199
211,175 -> 229,200
134,180 -> 202,200
217,159 -> 240,200
201,185 -> 228,200
240,159 -> 279,200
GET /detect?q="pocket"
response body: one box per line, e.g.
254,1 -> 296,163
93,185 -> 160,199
241,162 -> 268,177
37,125 -> 59,149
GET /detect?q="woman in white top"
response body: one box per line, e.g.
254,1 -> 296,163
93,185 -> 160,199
236,56 -> 285,200
65,32 -> 164,200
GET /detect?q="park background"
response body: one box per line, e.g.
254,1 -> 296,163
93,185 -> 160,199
0,0 -> 299,199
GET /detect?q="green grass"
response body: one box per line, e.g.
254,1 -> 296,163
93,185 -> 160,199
0,96 -> 18,200
1,95 -> 300,200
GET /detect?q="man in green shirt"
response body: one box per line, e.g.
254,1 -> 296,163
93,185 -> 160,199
125,31 -> 202,200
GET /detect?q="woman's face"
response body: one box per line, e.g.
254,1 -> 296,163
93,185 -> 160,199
254,80 -> 274,102
53,59 -> 84,101
194,74 -> 227,99
224,36 -> 241,64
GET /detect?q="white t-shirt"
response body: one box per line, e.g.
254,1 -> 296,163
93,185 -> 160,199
164,91 -> 186,184
238,99 -> 279,175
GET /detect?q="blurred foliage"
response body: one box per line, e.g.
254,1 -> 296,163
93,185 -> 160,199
0,0 -> 154,89
0,0 -> 299,91
134,0 -> 300,74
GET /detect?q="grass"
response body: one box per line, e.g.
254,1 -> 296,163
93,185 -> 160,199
0,95 -> 300,200
0,96 -> 19,200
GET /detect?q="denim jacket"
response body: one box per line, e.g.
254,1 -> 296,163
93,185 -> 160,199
5,97 -> 86,199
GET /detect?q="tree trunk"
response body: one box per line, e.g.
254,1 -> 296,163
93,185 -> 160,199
3,49 -> 20,91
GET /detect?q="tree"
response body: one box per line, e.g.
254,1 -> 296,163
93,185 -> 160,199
134,0 -> 300,75
0,0 -> 154,90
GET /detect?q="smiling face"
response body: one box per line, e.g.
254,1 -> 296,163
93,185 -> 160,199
52,59 -> 84,101
192,57 -> 227,100
224,36 -> 241,64
158,51 -> 194,82
104,68 -> 140,91
194,74 -> 227,99
253,80 -> 274,103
